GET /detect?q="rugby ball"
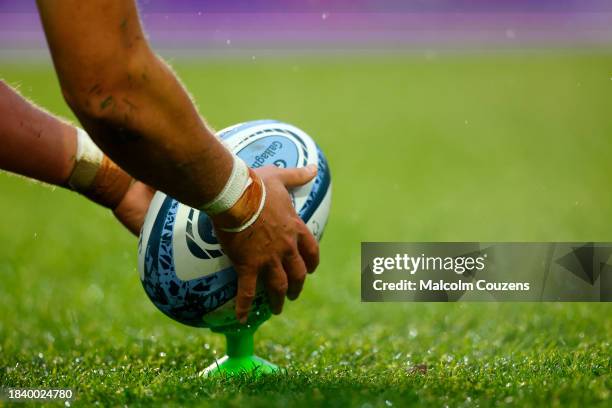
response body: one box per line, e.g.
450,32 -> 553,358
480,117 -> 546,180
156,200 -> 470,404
138,120 -> 331,329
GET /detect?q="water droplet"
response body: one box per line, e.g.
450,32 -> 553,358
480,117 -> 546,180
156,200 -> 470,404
321,12 -> 328,20
226,39 -> 231,45
385,400 -> 393,406
159,352 -> 166,357
505,29 -> 516,39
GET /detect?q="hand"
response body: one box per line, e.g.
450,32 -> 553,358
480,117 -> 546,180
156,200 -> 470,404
214,165 -> 320,323
113,181 -> 156,236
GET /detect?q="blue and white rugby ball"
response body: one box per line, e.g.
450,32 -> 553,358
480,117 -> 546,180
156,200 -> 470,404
138,120 -> 332,329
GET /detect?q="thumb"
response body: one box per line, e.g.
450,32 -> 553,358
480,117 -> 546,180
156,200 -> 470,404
277,164 -> 317,189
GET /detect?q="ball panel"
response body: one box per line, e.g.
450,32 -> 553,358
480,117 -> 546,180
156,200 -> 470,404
299,147 -> 331,224
138,191 -> 168,280
306,184 -> 332,242
142,196 -> 239,327
172,205 -> 229,281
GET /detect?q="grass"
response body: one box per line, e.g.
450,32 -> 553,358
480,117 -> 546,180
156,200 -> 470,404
0,53 -> 611,407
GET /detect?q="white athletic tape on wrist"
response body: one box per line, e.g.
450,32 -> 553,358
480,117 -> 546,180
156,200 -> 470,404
218,181 -> 267,233
200,155 -> 251,215
68,128 -> 103,191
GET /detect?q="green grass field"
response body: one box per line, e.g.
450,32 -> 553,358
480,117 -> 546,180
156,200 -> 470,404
1,54 -> 611,407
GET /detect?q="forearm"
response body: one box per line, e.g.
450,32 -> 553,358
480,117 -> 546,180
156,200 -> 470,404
0,81 -> 133,210
69,50 -> 233,209
0,80 -> 75,186
37,0 -> 232,209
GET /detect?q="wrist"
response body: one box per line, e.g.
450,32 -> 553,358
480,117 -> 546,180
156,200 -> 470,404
210,168 -> 266,232
201,157 -> 266,232
67,128 -> 133,209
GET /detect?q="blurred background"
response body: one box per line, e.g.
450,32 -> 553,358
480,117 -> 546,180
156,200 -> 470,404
1,1 -> 611,406
2,0 -> 612,58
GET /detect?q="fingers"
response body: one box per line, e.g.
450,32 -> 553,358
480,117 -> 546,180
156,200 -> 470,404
298,225 -> 320,274
264,262 -> 288,315
112,181 -> 156,236
284,250 -> 307,300
234,268 -> 258,323
277,164 -> 317,189
233,236 -> 316,322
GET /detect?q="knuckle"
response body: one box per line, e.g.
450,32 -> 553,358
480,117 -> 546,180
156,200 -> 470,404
239,287 -> 256,301
262,258 -> 280,271
293,217 -> 304,229
273,281 -> 289,296
244,260 -> 267,275
236,261 -> 257,273
280,233 -> 296,248
284,248 -> 301,262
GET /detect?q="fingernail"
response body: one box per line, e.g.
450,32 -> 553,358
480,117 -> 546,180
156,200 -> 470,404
307,164 -> 317,173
